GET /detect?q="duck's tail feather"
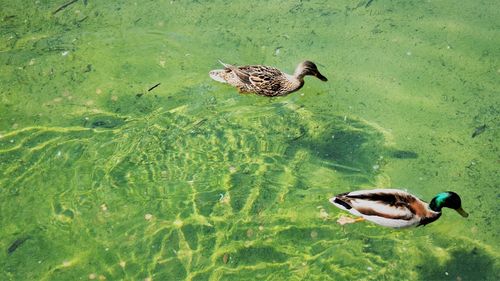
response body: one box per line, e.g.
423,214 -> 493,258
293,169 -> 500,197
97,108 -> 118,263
218,60 -> 232,68
209,70 -> 228,83
329,196 -> 353,210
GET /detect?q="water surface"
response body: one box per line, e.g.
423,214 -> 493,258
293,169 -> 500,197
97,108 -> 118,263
1,1 -> 499,280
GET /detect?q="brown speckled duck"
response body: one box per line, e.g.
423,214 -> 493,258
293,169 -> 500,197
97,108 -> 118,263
330,189 -> 469,228
209,60 -> 328,97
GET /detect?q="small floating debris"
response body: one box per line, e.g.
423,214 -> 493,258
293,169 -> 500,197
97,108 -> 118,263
119,261 -> 126,268
223,253 -> 229,264
61,51 -> 69,56
137,83 -> 161,97
53,0 -> 78,15
100,204 -> 108,212
471,124 -> 487,138
7,236 -> 30,255
274,46 -> 283,56
365,0 -> 375,8
144,214 -> 153,221
390,150 -> 418,159
148,83 -> 161,92
89,273 -> 97,280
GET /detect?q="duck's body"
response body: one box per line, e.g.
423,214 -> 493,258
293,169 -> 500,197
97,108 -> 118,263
330,189 -> 468,229
209,60 -> 327,97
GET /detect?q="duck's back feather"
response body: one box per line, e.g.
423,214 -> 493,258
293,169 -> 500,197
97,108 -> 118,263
233,65 -> 289,96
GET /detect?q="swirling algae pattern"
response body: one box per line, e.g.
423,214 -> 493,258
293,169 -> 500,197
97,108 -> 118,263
1,103 -> 403,280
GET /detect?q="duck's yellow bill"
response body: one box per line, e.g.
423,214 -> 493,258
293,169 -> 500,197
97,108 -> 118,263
456,207 -> 469,218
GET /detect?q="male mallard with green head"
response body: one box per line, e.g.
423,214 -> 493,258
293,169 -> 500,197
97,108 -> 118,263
209,60 -> 328,97
330,189 -> 468,228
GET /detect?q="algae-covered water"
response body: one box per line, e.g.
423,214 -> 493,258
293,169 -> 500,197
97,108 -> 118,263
1,1 -> 499,280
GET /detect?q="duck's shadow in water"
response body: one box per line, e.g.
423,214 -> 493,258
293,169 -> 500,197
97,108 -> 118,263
283,113 -> 418,180
417,245 -> 497,281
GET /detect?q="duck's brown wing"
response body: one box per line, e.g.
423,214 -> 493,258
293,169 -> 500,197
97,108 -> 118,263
233,65 -> 285,95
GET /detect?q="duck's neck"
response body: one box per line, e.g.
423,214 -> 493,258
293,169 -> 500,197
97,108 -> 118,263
429,200 -> 441,213
293,65 -> 308,81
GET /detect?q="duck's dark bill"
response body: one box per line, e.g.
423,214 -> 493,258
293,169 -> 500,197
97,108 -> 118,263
316,73 -> 328,81
456,207 -> 469,217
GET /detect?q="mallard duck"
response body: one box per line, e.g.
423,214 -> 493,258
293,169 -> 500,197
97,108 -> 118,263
330,189 -> 468,228
209,60 -> 328,96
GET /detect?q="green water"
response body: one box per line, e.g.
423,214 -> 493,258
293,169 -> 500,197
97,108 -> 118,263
1,1 -> 498,280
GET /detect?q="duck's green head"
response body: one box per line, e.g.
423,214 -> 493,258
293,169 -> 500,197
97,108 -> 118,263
429,191 -> 469,217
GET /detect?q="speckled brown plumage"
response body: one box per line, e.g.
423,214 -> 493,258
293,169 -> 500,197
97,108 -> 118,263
209,60 -> 327,97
